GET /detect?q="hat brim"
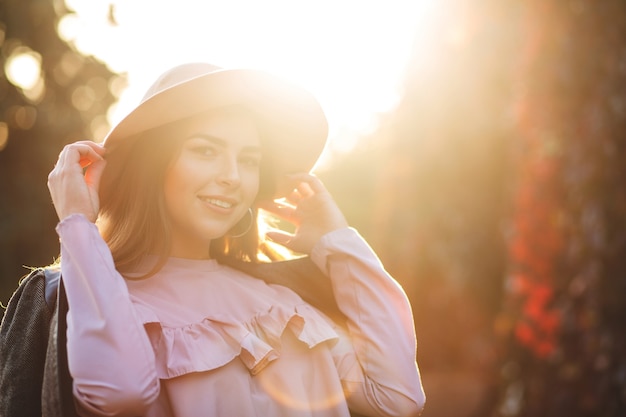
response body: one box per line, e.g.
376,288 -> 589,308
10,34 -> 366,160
103,68 -> 328,198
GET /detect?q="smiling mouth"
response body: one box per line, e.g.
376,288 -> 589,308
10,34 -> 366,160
200,197 -> 235,209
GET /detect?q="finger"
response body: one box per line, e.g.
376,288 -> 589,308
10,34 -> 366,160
59,142 -> 105,167
265,230 -> 294,247
60,140 -> 106,157
295,181 -> 314,198
60,147 -> 102,170
284,189 -> 303,206
259,201 -> 298,222
287,173 -> 328,195
73,140 -> 106,155
84,158 -> 108,191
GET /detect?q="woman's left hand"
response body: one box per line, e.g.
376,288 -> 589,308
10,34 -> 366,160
260,173 -> 348,255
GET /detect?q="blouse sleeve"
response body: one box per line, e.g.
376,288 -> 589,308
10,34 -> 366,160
310,228 -> 426,417
56,214 -> 160,417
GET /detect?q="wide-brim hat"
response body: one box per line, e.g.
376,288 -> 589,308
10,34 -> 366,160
102,63 -> 328,198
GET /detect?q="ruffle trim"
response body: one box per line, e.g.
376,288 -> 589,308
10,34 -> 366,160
133,301 -> 339,379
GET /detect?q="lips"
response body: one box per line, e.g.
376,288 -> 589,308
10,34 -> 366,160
198,195 -> 237,211
205,198 -> 233,208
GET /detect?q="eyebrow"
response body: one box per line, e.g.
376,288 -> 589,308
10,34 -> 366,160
188,134 -> 262,154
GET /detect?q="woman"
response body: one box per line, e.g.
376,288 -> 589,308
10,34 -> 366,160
45,63 -> 425,417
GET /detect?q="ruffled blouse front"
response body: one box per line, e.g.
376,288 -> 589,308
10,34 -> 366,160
124,257 -> 348,416
127,258 -> 339,379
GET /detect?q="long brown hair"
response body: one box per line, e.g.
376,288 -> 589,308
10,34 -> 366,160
97,108 -> 279,278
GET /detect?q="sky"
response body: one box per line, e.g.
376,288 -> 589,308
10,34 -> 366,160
54,0 -> 429,157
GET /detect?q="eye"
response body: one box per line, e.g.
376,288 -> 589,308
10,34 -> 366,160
186,139 -> 219,158
239,154 -> 262,167
192,145 -> 218,157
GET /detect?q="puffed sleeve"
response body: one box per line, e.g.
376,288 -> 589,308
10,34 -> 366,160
56,214 -> 160,417
311,228 -> 426,417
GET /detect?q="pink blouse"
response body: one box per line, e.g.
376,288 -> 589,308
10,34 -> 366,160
57,214 -> 425,417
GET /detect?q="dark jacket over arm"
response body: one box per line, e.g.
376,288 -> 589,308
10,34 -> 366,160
0,268 -> 78,417
1,270 -> 51,417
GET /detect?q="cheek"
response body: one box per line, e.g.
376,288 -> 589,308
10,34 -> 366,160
244,170 -> 261,201
162,178 -> 180,220
163,162 -> 193,213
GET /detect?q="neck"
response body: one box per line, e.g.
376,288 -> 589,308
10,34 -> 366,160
168,237 -> 212,260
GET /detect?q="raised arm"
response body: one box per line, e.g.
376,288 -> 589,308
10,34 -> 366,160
262,173 -> 425,416
48,142 -> 159,416
312,228 -> 425,417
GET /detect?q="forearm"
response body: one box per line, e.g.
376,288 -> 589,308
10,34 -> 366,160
311,228 -> 425,417
57,214 -> 159,416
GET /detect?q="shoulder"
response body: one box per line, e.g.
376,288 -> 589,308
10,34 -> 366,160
2,267 -> 60,322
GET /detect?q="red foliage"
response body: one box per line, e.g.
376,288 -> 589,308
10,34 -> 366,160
508,108 -> 565,358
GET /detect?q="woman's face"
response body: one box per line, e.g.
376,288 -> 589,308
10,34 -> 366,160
163,109 -> 262,259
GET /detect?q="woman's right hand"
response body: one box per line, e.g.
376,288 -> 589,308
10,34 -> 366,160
47,140 -> 107,223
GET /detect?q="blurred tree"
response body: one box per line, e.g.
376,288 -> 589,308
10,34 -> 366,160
321,1 -> 520,416
497,1 -> 626,416
0,0 -> 116,305
324,1 -> 626,415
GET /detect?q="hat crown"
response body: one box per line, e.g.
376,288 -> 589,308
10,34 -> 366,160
141,63 -> 223,102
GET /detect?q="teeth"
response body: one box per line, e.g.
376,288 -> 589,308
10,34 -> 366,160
204,198 -> 233,209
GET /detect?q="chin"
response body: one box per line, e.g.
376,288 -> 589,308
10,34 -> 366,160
199,225 -> 234,241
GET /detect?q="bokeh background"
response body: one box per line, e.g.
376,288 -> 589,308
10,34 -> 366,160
1,1 -> 625,416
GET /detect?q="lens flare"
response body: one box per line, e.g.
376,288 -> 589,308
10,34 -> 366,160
5,49 -> 40,90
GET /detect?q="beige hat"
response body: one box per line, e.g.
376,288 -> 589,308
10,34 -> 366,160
103,63 -> 328,198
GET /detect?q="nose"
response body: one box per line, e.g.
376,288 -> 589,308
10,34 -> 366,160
216,154 -> 241,187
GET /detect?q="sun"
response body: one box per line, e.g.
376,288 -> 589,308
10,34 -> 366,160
56,0 -> 427,156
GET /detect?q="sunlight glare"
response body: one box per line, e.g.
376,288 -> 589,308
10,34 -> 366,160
60,0 -> 427,151
5,48 -> 42,91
